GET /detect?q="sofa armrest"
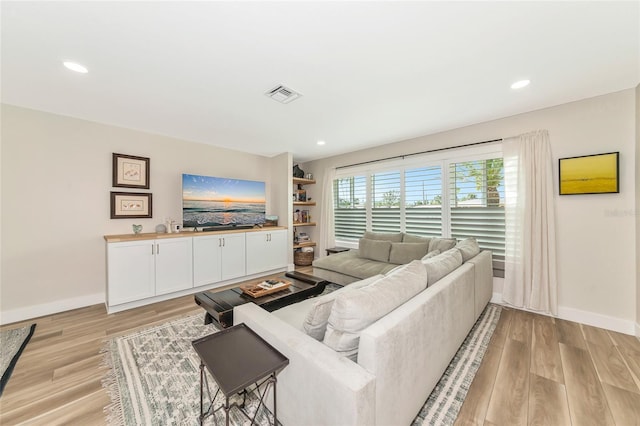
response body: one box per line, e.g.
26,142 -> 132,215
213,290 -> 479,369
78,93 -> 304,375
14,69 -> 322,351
234,303 -> 376,426
466,250 -> 493,319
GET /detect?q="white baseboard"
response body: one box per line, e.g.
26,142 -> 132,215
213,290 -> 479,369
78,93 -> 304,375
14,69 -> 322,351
491,292 -> 636,336
1,292 -> 104,325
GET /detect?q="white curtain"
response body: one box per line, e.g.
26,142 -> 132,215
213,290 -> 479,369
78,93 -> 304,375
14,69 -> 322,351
318,167 -> 336,257
503,130 -> 558,315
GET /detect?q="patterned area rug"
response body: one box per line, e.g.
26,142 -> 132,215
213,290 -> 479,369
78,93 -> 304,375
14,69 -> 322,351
103,301 -> 500,425
1,323 -> 36,397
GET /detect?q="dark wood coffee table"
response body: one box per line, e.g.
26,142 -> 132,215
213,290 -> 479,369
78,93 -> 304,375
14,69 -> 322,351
194,271 -> 328,328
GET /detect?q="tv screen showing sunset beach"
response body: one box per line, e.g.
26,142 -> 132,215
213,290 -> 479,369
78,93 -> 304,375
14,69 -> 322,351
182,174 -> 266,227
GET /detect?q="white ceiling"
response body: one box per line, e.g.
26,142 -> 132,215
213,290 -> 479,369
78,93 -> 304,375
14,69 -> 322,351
2,1 -> 638,162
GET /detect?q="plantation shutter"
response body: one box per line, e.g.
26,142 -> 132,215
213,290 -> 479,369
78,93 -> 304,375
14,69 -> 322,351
449,159 -> 505,260
404,166 -> 442,237
371,171 -> 401,233
334,176 -> 367,241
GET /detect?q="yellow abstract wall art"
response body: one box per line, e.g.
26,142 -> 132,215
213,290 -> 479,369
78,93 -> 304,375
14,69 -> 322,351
559,152 -> 619,195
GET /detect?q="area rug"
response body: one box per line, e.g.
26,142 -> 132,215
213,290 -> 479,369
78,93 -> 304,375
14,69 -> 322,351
413,304 -> 501,425
0,323 -> 36,397
103,302 -> 500,425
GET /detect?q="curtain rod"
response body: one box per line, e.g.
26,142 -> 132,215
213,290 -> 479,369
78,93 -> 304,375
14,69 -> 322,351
335,138 -> 503,170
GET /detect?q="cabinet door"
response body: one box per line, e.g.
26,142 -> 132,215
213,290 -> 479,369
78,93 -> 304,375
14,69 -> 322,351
193,235 -> 223,286
220,233 -> 246,280
107,241 -> 155,306
246,230 -> 287,275
155,237 -> 193,295
266,230 -> 287,269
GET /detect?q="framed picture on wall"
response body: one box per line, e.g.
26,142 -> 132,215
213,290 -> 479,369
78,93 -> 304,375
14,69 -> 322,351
112,153 -> 150,189
558,151 -> 619,195
110,192 -> 153,219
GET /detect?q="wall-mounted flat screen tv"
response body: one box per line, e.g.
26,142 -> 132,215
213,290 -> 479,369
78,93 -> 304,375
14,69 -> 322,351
182,174 -> 266,228
558,151 -> 619,195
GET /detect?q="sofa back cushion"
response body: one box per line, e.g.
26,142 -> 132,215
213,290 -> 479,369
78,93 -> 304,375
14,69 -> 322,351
362,231 -> 403,242
303,274 -> 384,341
323,260 -> 428,360
402,234 -> 431,245
455,237 -> 480,262
358,238 -> 392,262
428,237 -> 457,253
388,242 -> 430,265
421,248 -> 463,286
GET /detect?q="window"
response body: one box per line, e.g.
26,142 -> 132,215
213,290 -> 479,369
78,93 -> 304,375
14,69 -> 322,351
334,176 -> 367,240
405,166 -> 442,237
333,146 -> 505,269
371,171 -> 401,233
449,159 -> 505,260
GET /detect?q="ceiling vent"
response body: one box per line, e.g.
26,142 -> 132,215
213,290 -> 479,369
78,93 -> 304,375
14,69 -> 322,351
265,85 -> 302,104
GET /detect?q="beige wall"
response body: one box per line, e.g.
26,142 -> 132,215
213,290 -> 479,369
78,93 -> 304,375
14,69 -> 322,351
0,104 -> 279,322
636,84 -> 640,335
308,89 -> 638,333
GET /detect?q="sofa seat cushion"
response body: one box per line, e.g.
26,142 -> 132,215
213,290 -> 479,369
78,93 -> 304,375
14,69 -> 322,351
421,248 -> 463,286
312,250 -> 398,280
323,260 -> 428,360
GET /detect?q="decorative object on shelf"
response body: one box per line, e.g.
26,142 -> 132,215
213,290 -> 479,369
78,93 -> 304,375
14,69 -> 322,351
558,151 -> 619,195
293,164 -> 304,178
155,224 -> 167,233
132,224 -> 143,234
294,248 -> 314,266
296,188 -> 307,202
110,192 -> 152,219
165,217 -> 176,233
305,173 -> 313,180
112,153 -> 150,189
265,215 -> 279,227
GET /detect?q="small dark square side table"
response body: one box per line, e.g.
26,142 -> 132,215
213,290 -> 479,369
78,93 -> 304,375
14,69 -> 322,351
326,246 -> 350,256
192,323 -> 289,426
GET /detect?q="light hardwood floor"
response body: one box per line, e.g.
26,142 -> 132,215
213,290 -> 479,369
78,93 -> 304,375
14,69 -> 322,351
2,270 -> 640,425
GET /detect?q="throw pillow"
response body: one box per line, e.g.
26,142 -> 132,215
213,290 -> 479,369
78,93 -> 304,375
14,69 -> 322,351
456,237 -> 480,262
323,260 -> 428,360
421,248 -> 463,286
388,242 -> 430,265
358,238 -> 392,262
402,234 -> 431,245
303,274 -> 384,341
362,231 -> 403,242
428,237 -> 457,253
421,249 -> 440,260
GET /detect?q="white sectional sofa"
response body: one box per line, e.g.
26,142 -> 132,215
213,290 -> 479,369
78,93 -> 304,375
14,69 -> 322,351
234,236 -> 493,426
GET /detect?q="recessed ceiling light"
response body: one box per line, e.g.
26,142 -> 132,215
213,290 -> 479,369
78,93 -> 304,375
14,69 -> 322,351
63,61 -> 88,73
317,140 -> 326,146
511,79 -> 530,89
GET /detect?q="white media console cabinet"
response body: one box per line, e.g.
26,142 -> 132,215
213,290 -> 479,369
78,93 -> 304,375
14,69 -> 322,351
104,227 -> 288,313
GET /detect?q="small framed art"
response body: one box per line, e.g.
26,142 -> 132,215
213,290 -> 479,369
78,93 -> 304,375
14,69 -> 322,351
558,152 -> 619,195
110,192 -> 153,219
113,153 -> 150,189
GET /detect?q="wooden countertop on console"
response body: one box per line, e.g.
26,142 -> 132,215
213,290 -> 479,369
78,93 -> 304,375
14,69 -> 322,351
104,226 -> 287,243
